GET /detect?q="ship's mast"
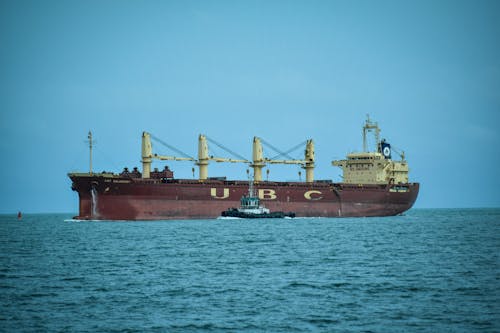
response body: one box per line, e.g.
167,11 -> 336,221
363,115 -> 380,152
87,131 -> 93,175
248,172 -> 256,197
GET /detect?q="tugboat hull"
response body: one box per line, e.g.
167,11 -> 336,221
221,208 -> 295,219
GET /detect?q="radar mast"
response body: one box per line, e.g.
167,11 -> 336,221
362,115 -> 380,152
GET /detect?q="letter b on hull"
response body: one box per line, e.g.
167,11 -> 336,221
258,189 -> 277,200
211,188 -> 229,199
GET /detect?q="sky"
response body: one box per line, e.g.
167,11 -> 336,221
1,0 -> 499,213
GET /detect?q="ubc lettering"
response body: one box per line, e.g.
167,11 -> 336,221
210,188 -> 229,199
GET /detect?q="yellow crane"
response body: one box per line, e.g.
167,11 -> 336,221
142,132 -> 248,181
141,132 -> 196,178
142,132 -> 314,182
196,134 -> 249,180
251,137 -> 315,183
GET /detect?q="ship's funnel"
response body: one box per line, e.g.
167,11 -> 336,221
141,131 -> 152,178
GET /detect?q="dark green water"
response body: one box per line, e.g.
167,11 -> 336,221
1,209 -> 499,332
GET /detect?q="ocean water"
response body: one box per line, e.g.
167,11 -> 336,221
0,209 -> 499,333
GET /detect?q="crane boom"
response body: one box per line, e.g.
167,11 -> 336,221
153,154 -> 195,162
266,158 -> 307,165
211,157 -> 249,163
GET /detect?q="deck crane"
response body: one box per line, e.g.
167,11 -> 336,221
142,132 -> 314,182
141,132 -> 249,181
251,137 -> 315,183
197,135 -> 249,180
141,132 -> 196,178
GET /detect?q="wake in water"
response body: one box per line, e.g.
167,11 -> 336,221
91,186 -> 98,218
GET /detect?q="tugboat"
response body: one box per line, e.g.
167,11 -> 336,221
221,180 -> 295,219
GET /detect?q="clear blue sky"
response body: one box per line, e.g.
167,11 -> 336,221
1,0 -> 499,213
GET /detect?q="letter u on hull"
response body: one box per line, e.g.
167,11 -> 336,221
211,188 -> 229,199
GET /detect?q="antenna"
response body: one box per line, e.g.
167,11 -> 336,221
246,168 -> 255,197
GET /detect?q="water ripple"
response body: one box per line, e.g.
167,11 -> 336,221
0,209 -> 499,332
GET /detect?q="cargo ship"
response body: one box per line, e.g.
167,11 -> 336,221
68,116 -> 419,220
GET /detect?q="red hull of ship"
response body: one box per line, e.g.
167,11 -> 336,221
69,175 -> 419,220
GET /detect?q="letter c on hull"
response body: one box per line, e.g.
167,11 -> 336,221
211,188 -> 229,199
304,190 -> 323,200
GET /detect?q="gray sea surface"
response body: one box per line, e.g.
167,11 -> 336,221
0,209 -> 499,332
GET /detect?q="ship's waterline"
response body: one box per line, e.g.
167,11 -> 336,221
70,175 -> 419,220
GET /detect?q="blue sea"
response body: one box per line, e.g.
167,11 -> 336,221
1,209 -> 499,332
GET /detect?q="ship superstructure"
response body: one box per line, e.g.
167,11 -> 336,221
332,116 -> 409,186
68,116 -> 419,220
